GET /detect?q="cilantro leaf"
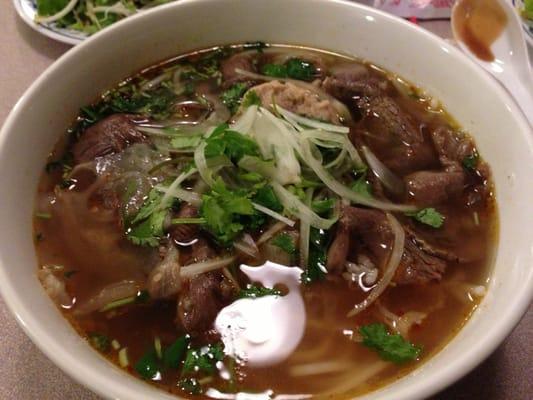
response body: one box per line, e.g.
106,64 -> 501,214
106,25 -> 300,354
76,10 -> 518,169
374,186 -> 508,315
405,208 -> 444,228
178,378 -> 202,395
351,173 -> 373,199
88,332 -> 110,353
204,125 -> 260,163
36,0 -> 68,16
252,185 -> 283,212
359,323 -> 421,364
311,198 -> 335,215
163,336 -> 189,369
170,135 -> 202,149
242,90 -> 262,108
221,83 -> 248,114
182,343 -> 225,375
126,208 -> 167,247
200,179 -> 255,245
302,228 -> 329,284
261,64 -> 288,78
271,233 -> 296,255
261,58 -> 316,81
462,151 -> 479,170
238,284 -> 282,299
134,350 -> 161,380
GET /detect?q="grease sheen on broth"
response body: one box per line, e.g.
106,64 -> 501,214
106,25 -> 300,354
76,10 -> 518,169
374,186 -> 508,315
33,44 -> 496,399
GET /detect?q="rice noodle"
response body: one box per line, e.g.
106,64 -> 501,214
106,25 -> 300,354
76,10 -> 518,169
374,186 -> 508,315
180,256 -> 236,279
252,202 -> 295,227
257,221 -> 289,245
361,145 -> 405,197
347,213 -> 405,317
34,0 -> 78,23
290,361 -> 354,377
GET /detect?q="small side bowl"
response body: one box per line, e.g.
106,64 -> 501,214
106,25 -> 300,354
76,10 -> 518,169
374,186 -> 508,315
1,1 -> 532,399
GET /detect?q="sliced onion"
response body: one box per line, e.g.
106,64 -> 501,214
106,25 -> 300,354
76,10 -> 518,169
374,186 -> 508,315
277,106 -> 349,133
156,186 -> 201,206
257,221 -> 289,245
180,256 -> 236,279
347,213 -> 405,317
35,0 -> 78,23
252,202 -> 295,227
272,182 -> 336,230
299,188 -> 313,269
159,167 -> 198,210
300,140 -> 416,212
230,105 -> 259,133
194,141 -> 216,187
92,2 -> 136,18
233,233 -> 260,258
290,361 -> 354,377
361,145 -> 405,197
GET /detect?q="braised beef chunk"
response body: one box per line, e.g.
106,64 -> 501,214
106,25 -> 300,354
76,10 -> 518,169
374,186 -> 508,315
221,53 -> 256,88
72,114 -> 147,164
169,204 -> 200,244
177,272 -> 229,334
431,127 -> 475,167
405,170 -> 465,205
327,206 -> 448,285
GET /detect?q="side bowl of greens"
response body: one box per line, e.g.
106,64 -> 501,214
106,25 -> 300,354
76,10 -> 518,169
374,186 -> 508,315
13,0 -> 174,45
513,0 -> 533,45
1,0 -> 532,400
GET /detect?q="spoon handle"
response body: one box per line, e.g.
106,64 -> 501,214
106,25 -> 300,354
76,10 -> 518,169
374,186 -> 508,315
502,76 -> 533,128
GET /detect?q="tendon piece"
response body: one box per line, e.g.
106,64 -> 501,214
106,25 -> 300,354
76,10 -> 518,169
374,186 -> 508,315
250,80 -> 341,123
72,114 -> 147,164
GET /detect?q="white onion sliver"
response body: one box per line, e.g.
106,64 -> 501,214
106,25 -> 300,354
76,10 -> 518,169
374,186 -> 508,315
362,145 -> 405,197
299,188 -> 313,269
277,106 -> 350,133
347,213 -> 405,317
194,141 -> 216,187
159,167 -> 198,210
233,233 -> 260,259
252,202 -> 295,227
257,221 -> 288,245
180,257 -> 236,279
230,105 -> 258,133
272,182 -> 336,230
300,140 -> 416,212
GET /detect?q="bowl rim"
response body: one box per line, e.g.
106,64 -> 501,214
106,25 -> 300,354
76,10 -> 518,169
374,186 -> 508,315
1,0 -> 532,399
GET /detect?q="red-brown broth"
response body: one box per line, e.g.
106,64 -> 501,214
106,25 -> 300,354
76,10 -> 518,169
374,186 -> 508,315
33,45 -> 496,399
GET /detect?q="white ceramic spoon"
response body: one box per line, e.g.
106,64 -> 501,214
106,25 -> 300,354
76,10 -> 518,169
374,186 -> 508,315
452,0 -> 533,127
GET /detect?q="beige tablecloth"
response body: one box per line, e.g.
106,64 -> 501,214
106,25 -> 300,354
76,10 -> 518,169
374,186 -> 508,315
0,1 -> 531,398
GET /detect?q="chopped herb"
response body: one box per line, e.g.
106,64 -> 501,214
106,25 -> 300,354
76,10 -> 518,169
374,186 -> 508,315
242,90 -> 261,108
134,350 -> 161,380
171,136 -> 202,149
221,83 -> 248,114
462,151 -> 479,170
199,178 -> 256,245
126,188 -> 168,247
163,336 -> 189,368
238,284 -> 282,299
99,290 -> 149,313
302,228 -> 329,284
179,377 -> 202,395
204,124 -> 260,164
405,208 -> 444,228
239,171 -> 264,183
182,343 -> 224,375
35,212 -> 52,219
111,340 -> 121,350
261,58 -> 316,81
311,198 -> 335,215
88,333 -> 110,353
171,217 -> 206,225
359,323 -> 421,364
351,173 -> 373,199
252,185 -> 283,212
272,233 -> 296,255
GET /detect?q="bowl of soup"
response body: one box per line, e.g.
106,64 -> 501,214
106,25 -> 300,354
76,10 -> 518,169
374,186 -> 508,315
0,0 -> 531,399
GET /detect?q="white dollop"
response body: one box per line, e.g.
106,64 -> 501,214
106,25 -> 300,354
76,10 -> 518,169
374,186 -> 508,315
214,261 -> 305,368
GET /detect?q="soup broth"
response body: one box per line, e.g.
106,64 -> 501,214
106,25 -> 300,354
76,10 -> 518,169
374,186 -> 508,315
34,44 -> 496,399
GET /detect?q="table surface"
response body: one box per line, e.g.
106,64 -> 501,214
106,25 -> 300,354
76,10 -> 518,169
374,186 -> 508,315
0,1 -> 531,399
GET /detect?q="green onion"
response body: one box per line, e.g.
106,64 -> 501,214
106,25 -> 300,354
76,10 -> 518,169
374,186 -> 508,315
35,212 -> 52,219
118,348 -> 129,368
171,217 -> 206,225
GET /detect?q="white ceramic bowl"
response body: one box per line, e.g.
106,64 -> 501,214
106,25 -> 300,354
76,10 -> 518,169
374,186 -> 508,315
0,1 -> 532,399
